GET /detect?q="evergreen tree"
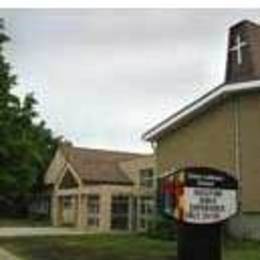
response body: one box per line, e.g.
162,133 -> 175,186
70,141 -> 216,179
0,19 -> 58,215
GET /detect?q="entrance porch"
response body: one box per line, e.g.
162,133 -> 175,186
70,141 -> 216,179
52,188 -> 155,232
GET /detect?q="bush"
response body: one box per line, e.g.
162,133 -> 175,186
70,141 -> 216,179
146,216 -> 177,241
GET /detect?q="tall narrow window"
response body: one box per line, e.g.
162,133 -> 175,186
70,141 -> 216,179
87,194 -> 100,227
139,196 -> 154,230
111,195 -> 129,230
139,168 -> 154,188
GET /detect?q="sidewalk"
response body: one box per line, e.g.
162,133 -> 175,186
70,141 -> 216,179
0,227 -> 86,237
0,247 -> 21,260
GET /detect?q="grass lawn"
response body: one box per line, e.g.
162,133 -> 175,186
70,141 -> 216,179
224,239 -> 260,260
0,217 -> 50,227
0,235 -> 175,260
0,234 -> 260,260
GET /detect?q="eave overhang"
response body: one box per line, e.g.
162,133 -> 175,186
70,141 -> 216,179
142,79 -> 260,142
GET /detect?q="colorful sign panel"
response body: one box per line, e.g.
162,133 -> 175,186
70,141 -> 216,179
158,167 -> 238,224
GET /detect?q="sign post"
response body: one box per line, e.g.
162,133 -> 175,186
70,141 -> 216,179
158,167 -> 238,260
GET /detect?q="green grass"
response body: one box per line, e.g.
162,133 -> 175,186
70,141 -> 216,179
224,239 -> 260,260
0,217 -> 50,227
0,234 -> 176,260
0,234 -> 260,260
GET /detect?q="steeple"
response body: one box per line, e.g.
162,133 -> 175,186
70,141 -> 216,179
225,20 -> 260,84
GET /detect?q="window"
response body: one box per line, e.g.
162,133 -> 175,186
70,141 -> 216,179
111,195 -> 129,230
63,196 -> 73,209
87,195 -> 100,227
139,197 -> 154,230
139,168 -> 154,188
59,170 -> 78,189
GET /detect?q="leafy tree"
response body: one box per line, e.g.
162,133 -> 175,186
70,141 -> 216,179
0,19 -> 58,215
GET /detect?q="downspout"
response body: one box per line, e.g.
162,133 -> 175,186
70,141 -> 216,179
150,140 -> 158,192
234,96 -> 242,212
150,140 -> 159,229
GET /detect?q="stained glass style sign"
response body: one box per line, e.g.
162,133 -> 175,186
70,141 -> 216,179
158,167 -> 238,224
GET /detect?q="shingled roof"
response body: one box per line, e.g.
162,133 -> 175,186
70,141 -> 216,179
61,145 -> 148,185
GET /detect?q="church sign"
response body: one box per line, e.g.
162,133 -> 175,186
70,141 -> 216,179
158,167 -> 239,260
158,167 -> 238,224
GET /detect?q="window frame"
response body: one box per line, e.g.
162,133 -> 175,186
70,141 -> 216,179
139,168 -> 155,188
139,196 -> 154,230
63,196 -> 73,209
87,194 -> 100,227
111,195 -> 130,230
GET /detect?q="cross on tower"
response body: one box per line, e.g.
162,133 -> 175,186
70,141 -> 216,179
229,34 -> 247,65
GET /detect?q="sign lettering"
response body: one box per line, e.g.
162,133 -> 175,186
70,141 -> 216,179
158,167 -> 238,224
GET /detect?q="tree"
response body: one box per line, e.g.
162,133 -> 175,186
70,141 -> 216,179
0,19 -> 58,215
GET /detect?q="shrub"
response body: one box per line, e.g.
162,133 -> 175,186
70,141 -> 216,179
146,216 -> 177,241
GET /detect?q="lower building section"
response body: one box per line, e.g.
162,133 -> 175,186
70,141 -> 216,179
227,213 -> 260,240
52,191 -> 155,232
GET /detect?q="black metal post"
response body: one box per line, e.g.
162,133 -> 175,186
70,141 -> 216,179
177,222 -> 222,260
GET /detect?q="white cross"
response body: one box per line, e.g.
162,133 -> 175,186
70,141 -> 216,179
229,34 -> 247,65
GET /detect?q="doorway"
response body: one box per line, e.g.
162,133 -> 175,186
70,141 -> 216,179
62,196 -> 75,225
111,195 -> 130,230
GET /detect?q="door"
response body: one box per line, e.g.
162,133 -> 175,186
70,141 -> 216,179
62,196 -> 75,225
111,195 -> 130,230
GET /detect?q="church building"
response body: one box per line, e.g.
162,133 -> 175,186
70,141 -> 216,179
143,20 -> 260,239
44,143 -> 155,232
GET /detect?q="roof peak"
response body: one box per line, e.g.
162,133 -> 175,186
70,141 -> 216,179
58,144 -> 151,185
66,145 -> 151,157
143,19 -> 260,141
143,79 -> 260,141
58,140 -> 151,157
230,19 -> 260,29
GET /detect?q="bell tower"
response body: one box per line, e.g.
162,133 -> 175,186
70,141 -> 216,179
225,20 -> 260,84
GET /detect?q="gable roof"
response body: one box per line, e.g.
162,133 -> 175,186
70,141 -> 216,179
142,79 -> 260,141
61,145 -> 148,185
143,20 -> 260,142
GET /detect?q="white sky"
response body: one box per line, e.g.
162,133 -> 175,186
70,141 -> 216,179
1,9 -> 260,153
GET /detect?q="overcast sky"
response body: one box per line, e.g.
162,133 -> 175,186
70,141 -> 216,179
1,9 -> 260,153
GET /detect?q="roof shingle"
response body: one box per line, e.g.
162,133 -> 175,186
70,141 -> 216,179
61,145 -> 148,185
